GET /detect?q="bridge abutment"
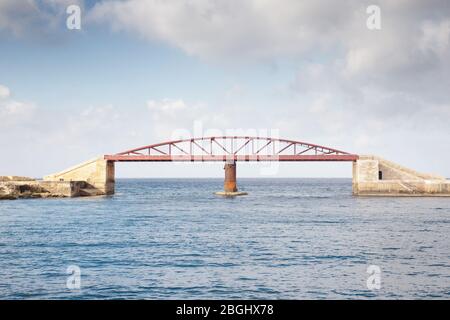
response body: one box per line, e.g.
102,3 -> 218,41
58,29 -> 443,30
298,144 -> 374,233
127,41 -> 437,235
44,157 -> 115,196
352,155 -> 450,196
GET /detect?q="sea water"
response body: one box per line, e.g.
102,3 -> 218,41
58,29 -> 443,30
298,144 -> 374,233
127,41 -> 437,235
0,178 -> 449,299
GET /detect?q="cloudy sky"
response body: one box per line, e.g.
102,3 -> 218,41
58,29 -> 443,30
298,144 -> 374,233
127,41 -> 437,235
0,0 -> 449,178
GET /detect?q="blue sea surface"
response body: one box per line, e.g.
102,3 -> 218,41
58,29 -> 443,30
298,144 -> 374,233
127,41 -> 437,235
0,178 -> 449,299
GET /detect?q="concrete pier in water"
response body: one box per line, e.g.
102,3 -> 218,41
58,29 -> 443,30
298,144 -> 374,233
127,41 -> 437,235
215,161 -> 248,196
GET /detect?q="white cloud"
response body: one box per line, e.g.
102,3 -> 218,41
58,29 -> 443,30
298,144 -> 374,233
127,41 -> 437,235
0,84 -> 10,98
419,20 -> 450,57
88,0 -> 358,60
147,98 -> 187,113
146,98 -> 231,140
0,84 -> 35,125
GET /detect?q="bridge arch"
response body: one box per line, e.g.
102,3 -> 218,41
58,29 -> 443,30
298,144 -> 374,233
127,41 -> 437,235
104,136 -> 358,162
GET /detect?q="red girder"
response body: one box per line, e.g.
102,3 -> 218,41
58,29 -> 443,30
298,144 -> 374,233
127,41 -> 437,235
104,136 -> 359,162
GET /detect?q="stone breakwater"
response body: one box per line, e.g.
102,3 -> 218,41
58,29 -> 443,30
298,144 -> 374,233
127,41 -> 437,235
0,176 -> 100,200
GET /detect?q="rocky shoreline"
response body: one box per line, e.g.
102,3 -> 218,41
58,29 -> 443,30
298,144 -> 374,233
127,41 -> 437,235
1,177 -> 52,200
0,176 -> 100,200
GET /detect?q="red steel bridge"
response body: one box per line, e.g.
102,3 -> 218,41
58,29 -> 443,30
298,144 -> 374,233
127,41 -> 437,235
104,136 -> 358,194
104,136 -> 358,162
44,137 -> 359,196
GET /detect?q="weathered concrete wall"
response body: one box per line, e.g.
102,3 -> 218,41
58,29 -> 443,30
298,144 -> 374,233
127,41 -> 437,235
39,181 -> 84,197
353,155 -> 450,196
44,157 -> 115,195
354,180 -> 450,196
352,159 -> 379,182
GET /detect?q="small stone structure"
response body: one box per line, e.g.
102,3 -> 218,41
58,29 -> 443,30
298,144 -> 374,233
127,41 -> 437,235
353,155 -> 450,196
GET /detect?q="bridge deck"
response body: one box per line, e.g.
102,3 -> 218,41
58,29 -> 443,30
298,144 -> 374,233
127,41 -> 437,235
104,154 -> 359,162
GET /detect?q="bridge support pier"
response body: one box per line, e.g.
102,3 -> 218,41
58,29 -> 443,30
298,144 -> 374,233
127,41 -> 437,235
224,161 -> 237,192
215,161 -> 247,196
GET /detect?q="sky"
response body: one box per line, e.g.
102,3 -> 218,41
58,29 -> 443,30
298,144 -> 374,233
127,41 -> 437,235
0,0 -> 449,178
